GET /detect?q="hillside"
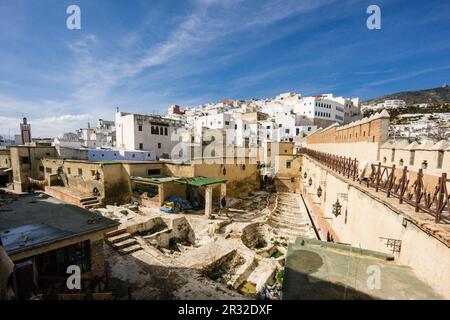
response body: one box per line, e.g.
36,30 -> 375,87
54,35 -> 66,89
364,86 -> 450,105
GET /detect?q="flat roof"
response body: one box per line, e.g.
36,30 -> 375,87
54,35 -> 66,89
175,176 -> 226,187
0,193 -> 119,255
130,175 -> 180,183
282,237 -> 443,300
43,157 -> 163,165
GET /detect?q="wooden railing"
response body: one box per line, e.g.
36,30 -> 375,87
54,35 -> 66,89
301,148 -> 450,224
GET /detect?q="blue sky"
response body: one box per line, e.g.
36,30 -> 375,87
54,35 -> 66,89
0,0 -> 449,137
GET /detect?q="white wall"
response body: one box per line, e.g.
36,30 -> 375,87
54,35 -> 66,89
302,156 -> 450,298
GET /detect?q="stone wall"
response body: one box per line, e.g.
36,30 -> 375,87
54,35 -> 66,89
301,155 -> 450,298
305,110 -> 390,145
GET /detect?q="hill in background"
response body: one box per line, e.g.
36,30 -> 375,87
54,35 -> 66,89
364,85 -> 450,105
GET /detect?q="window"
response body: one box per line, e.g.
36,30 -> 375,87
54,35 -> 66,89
46,152 -> 51,156
39,166 -> 44,172
409,151 -> 415,165
391,149 -> 395,162
164,127 -> 168,136
45,167 -> 52,174
91,170 -> 96,176
21,157 -> 29,164
235,124 -> 238,129
285,129 -> 289,134
78,168 -> 83,175
266,126 -> 270,129
67,168 -> 71,175
159,127 -> 163,135
158,143 -> 162,149
286,161 -> 292,169
138,125 -> 142,132
28,240 -> 91,277
278,124 -> 282,128
225,121 -> 230,125
148,169 -> 161,176
139,143 -> 143,150
437,151 -> 444,169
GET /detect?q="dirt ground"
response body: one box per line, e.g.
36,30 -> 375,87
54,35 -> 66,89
103,191 -> 294,300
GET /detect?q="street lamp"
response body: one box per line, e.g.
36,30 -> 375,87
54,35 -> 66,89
332,199 -> 342,217
317,186 -> 322,198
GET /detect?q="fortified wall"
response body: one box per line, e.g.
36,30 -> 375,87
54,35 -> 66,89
303,110 -> 390,163
299,112 -> 450,298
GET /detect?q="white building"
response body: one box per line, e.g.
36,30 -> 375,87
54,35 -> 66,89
87,149 -> 156,161
294,96 -> 345,127
321,94 -> 361,124
115,110 -> 184,159
53,132 -> 83,148
384,99 -> 406,109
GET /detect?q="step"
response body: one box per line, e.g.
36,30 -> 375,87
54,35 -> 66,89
107,232 -> 132,244
269,219 -> 310,232
112,238 -> 138,250
273,209 -> 301,216
82,199 -> 100,206
106,228 -> 127,237
80,196 -> 98,203
84,204 -> 100,210
119,244 -> 142,255
84,206 -> 100,210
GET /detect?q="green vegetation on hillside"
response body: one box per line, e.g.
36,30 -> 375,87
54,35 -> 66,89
364,86 -> 450,105
363,104 -> 450,120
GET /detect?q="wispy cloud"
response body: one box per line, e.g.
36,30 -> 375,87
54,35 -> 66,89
365,65 -> 450,88
0,0 -> 449,137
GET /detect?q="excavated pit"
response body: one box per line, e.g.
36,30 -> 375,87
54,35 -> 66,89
134,216 -> 196,252
241,223 -> 272,250
202,250 -> 246,285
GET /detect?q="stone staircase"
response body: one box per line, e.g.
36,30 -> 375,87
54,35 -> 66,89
105,229 -> 143,255
268,192 -> 316,239
80,196 -> 101,210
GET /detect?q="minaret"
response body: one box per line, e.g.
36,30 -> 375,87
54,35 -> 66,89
20,117 -> 31,144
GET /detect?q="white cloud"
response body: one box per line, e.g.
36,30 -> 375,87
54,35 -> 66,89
0,113 -> 93,138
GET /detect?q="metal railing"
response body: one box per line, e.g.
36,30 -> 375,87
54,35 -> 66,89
301,148 -> 450,224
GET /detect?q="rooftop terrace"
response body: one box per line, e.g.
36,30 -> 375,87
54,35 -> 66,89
0,192 -> 119,255
282,237 -> 443,300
